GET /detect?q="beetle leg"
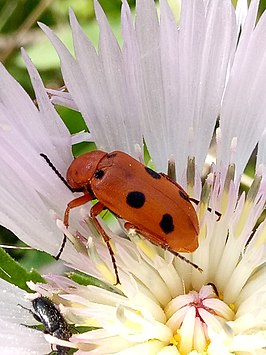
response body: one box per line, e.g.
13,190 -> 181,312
207,282 -> 219,297
55,235 -> 67,260
17,304 -> 41,323
55,193 -> 94,260
167,248 -> 203,272
64,192 -> 94,228
90,202 -> 120,285
161,172 -> 221,220
124,222 -> 203,272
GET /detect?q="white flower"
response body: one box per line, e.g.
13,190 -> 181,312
0,0 -> 266,354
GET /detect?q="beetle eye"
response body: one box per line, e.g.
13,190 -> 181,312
95,170 -> 104,179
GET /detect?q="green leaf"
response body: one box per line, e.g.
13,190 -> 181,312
67,271 -> 123,295
68,271 -> 105,287
0,247 -> 45,292
73,325 -> 99,333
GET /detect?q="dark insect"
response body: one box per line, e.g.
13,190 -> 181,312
20,297 -> 72,355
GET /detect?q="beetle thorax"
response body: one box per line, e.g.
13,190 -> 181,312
66,151 -> 106,189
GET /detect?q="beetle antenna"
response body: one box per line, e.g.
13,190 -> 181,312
189,197 -> 221,221
40,154 -> 73,260
17,304 -> 30,311
40,153 -> 74,192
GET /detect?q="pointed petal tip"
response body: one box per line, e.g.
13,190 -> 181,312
69,7 -> 76,23
37,22 -> 54,37
93,0 -> 106,22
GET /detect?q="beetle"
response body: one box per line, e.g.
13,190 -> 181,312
20,297 -> 72,355
62,150 -> 200,283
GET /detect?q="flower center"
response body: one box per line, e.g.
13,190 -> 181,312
164,285 -> 234,354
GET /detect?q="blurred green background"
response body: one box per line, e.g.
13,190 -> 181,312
0,0 -> 265,273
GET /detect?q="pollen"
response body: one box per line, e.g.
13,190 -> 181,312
171,334 -> 180,346
229,303 -> 236,312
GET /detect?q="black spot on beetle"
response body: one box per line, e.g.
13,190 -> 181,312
126,191 -> 145,208
145,167 -> 161,179
179,190 -> 190,202
160,213 -> 174,234
95,170 -> 104,179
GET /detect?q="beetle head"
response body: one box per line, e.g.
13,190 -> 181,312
66,150 -> 106,190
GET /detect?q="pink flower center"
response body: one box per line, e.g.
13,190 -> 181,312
165,285 -> 234,353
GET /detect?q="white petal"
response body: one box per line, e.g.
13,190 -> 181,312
235,0 -> 248,32
95,0 -> 142,154
179,0 -> 236,171
0,279 -> 51,354
219,1 -> 266,175
230,332 -> 266,351
21,49 -> 71,164
257,128 -> 266,169
179,306 -> 196,353
134,0 -> 168,171
0,62 -> 81,262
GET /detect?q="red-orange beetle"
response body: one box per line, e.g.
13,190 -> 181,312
64,150 -> 199,283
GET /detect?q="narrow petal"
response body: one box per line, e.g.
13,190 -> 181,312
0,279 -> 51,354
219,1 -> 266,175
